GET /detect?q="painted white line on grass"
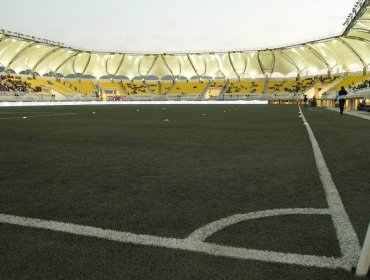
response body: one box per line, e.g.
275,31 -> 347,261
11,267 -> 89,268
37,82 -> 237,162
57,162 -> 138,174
0,213 -> 348,270
307,108 -> 313,111
187,208 -> 330,242
298,106 -> 360,268
0,113 -> 77,120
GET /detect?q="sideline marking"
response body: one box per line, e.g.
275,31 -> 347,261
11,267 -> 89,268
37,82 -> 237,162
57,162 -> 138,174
0,213 -> 348,270
298,105 -> 360,267
0,113 -> 77,120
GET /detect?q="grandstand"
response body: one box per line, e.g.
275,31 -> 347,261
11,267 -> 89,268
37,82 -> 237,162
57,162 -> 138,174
0,1 -> 368,101
69,81 -> 95,95
0,0 -> 369,104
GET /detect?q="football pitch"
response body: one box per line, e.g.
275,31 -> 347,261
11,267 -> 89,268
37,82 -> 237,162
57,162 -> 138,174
0,104 -> 369,279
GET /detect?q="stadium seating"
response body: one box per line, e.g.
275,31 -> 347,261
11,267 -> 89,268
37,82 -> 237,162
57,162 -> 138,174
169,81 -> 208,95
226,80 -> 264,94
51,80 -> 78,94
147,82 -> 160,95
69,81 -> 95,94
2,73 -> 370,98
100,81 -> 124,94
0,75 -> 33,92
160,82 -> 174,95
122,81 -> 150,95
333,75 -> 370,91
24,78 -> 49,92
210,81 -> 226,88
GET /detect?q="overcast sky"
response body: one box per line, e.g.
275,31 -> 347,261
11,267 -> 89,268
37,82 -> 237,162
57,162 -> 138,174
1,0 -> 358,52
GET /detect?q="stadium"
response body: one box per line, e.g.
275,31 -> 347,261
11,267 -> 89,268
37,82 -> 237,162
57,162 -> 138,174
0,0 -> 370,279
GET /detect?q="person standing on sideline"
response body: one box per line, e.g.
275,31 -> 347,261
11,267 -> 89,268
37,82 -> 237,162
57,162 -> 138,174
303,95 -> 308,108
335,86 -> 348,115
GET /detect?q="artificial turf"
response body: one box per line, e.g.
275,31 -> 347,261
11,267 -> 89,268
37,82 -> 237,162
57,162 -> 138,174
0,104 -> 369,279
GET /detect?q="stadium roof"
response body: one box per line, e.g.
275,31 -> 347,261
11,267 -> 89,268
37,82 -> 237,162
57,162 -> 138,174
0,0 -> 369,80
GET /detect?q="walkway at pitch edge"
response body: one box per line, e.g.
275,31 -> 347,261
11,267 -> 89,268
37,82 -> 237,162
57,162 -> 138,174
326,107 -> 370,121
0,106 -> 361,271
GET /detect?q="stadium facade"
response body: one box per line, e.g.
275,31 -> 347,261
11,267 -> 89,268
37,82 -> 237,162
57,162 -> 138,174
0,1 -> 369,81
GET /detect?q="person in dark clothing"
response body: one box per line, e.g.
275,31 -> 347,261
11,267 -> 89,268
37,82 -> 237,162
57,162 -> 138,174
335,86 -> 348,115
311,96 -> 317,107
303,95 -> 308,108
357,100 -> 366,111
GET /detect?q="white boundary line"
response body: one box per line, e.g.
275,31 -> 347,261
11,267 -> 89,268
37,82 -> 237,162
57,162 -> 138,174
187,208 -> 330,242
0,113 -> 77,120
298,105 -> 360,267
0,105 -> 361,271
0,213 -> 348,269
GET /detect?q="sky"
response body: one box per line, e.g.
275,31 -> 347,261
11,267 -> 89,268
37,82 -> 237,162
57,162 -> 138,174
1,0 -> 358,53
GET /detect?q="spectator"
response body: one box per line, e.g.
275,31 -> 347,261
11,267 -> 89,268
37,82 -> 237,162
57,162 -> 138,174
335,86 -> 348,115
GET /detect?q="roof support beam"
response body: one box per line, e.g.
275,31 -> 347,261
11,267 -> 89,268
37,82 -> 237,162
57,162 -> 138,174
276,49 -> 303,75
269,50 -> 276,77
257,51 -> 267,78
350,28 -> 370,33
186,54 -> 200,77
228,52 -> 241,80
174,56 -> 182,77
81,53 -> 92,76
343,35 -> 370,68
160,55 -> 175,78
144,55 -> 159,80
6,42 -> 38,69
138,55 -> 159,80
54,51 -> 80,75
32,47 -> 61,72
113,54 -> 125,77
257,50 -> 275,78
338,38 -> 367,69
304,44 -> 331,75
344,35 -> 370,45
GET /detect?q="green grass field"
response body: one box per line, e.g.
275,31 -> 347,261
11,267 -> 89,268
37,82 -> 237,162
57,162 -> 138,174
0,104 -> 369,279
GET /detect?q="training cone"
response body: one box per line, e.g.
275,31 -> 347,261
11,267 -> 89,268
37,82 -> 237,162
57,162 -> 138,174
202,113 -> 206,116
163,118 -> 170,122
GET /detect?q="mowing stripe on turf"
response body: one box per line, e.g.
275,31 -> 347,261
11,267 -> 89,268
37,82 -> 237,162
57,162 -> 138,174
0,213 -> 349,270
0,113 -> 77,120
298,105 -> 360,268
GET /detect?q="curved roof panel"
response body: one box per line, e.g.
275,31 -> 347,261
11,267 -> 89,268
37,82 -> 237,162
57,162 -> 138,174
0,0 -> 369,79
